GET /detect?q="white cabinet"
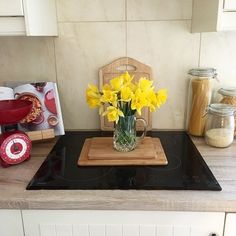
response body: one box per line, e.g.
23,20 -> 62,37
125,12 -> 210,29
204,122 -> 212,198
0,0 -> 24,16
0,210 -> 24,236
224,0 -> 236,10
22,210 -> 225,236
0,0 -> 57,36
192,0 -> 236,32
224,213 -> 236,236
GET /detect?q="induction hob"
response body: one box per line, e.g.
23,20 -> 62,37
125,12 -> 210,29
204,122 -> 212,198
27,131 -> 222,190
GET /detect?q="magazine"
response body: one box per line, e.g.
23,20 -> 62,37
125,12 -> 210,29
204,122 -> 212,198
0,82 -> 64,136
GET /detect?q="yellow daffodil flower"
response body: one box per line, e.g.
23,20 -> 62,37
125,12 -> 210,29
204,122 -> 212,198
147,90 -> 158,112
86,97 -> 101,108
86,84 -> 101,108
122,71 -> 134,85
101,89 -> 117,107
103,106 -> 124,123
128,81 -> 137,92
120,86 -> 133,102
131,89 -> 148,115
156,89 -> 168,107
110,76 -> 124,91
102,84 -> 111,91
138,77 -> 153,92
86,84 -> 99,96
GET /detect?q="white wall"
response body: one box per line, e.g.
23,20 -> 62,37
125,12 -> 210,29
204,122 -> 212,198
0,0 -> 236,130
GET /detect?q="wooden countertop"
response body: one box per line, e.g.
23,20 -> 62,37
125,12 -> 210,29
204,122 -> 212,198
0,135 -> 236,212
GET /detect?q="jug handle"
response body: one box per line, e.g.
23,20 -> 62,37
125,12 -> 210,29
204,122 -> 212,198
136,118 -> 147,141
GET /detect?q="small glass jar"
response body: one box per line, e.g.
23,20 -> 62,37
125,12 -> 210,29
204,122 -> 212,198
204,103 -> 235,148
218,87 -> 236,102
187,68 -> 217,136
218,87 -> 236,136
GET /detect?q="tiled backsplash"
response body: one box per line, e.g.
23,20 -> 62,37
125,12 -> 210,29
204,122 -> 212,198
0,0 -> 236,130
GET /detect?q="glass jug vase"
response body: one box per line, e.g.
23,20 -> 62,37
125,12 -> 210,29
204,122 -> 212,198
113,115 -> 147,152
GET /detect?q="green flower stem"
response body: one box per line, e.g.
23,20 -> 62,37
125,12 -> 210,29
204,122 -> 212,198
113,114 -> 137,152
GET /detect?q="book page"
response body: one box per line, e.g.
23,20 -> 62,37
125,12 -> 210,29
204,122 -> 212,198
0,87 -> 14,100
53,83 -> 65,135
14,82 -> 65,136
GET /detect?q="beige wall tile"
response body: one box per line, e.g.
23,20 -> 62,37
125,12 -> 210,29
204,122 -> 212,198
5,1 -> 236,131
127,0 -> 192,20
57,0 -> 125,22
0,37 -> 56,83
200,32 -> 236,95
55,22 -> 126,130
127,21 -> 200,129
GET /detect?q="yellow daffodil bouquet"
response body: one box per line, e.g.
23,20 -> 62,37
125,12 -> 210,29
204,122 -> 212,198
86,71 -> 167,122
86,71 -> 167,152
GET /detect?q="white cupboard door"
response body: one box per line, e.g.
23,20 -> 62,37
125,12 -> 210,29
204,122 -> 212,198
0,17 -> 25,36
0,210 -> 24,236
192,0 -> 236,32
106,224 -> 122,236
56,224 -> 73,236
156,225 -> 173,236
23,0 -> 58,36
140,225 -> 156,236
0,0 -> 23,16
40,224 -> 56,236
224,0 -> 236,11
224,213 -> 236,236
72,224 -> 89,235
122,225 -> 139,236
22,210 -> 224,236
0,0 -> 57,36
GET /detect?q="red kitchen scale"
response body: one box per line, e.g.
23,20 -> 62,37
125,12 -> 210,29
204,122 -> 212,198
0,100 -> 33,168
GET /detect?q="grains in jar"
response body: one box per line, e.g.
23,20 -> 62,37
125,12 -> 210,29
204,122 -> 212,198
218,88 -> 236,136
204,103 -> 235,148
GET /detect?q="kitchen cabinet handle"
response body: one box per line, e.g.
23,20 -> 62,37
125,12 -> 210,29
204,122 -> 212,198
210,234 -> 217,236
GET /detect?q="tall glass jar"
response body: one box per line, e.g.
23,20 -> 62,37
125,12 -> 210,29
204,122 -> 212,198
187,68 -> 217,136
204,103 -> 235,148
218,87 -> 236,136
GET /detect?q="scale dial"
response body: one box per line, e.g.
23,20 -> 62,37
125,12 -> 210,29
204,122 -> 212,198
0,133 -> 31,165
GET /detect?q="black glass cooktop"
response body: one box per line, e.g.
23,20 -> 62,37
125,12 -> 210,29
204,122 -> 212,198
27,131 -> 221,190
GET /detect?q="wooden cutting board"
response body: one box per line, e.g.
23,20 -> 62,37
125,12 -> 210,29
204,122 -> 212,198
78,137 -> 168,166
99,57 -> 153,131
88,137 -> 156,160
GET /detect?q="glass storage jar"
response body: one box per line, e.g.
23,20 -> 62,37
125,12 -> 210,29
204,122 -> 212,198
204,103 -> 235,148
187,68 -> 217,136
218,87 -> 236,136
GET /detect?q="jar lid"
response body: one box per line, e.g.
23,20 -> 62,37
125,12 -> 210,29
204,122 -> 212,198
218,87 -> 236,97
208,103 -> 236,116
188,68 -> 217,78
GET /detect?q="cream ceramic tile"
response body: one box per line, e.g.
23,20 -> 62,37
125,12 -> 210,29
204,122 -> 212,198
127,21 -> 200,129
55,22 -> 126,130
127,0 -> 192,20
200,32 -> 236,93
57,0 -> 125,22
0,37 -> 56,83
